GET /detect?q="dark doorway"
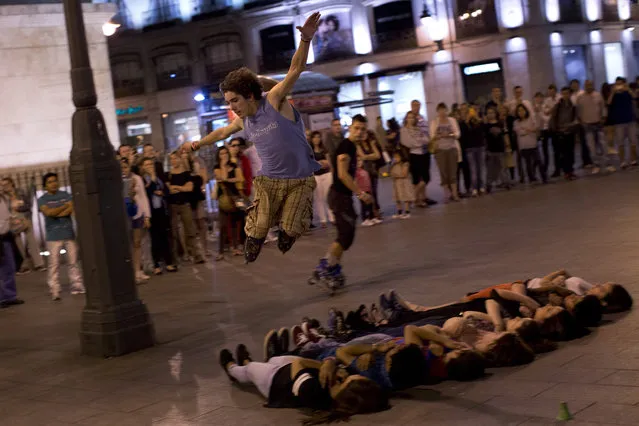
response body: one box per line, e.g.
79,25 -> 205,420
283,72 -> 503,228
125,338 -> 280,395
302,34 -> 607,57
460,59 -> 505,106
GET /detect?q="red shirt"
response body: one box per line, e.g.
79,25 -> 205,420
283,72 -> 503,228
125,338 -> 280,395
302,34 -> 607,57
239,154 -> 253,196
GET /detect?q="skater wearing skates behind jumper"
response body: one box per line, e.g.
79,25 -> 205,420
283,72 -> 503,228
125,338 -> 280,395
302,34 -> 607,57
182,13 -> 323,264
310,114 -> 374,293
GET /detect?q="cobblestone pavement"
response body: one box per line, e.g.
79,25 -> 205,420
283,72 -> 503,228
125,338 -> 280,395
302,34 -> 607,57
1,170 -> 639,425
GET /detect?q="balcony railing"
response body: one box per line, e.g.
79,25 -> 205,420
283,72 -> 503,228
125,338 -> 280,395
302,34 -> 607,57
113,78 -> 145,98
205,59 -> 245,83
371,29 -> 417,53
259,49 -> 296,74
156,67 -> 192,91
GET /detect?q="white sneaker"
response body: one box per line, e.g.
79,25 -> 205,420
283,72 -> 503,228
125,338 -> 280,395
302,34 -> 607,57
71,287 -> 86,295
471,189 -> 478,197
361,220 -> 374,227
591,167 -> 600,175
621,162 -> 628,169
392,214 -> 401,219
136,272 -> 150,283
372,218 -> 383,224
608,147 -> 618,155
400,213 -> 411,219
606,166 -> 616,173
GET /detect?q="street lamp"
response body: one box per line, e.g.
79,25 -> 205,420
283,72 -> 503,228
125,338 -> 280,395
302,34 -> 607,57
62,0 -> 155,357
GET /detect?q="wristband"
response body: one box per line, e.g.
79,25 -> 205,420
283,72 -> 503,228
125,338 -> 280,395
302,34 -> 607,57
191,141 -> 200,151
301,37 -> 312,43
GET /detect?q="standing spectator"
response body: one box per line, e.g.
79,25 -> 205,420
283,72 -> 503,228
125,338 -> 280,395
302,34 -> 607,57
142,158 -> 177,275
550,87 -> 579,180
430,103 -> 462,201
484,107 -> 511,192
456,103 -> 473,196
484,87 -> 504,115
400,111 -> 431,208
37,173 -> 85,300
375,117 -> 389,152
461,105 -> 487,196
410,100 -> 438,206
570,79 -> 593,168
498,105 -> 517,181
0,185 -> 22,309
513,104 -> 544,183
601,83 -> 618,156
168,152 -> 205,264
390,149 -> 414,218
213,146 -> 245,260
576,80 -> 614,174
121,158 -> 152,284
229,137 -> 253,198
386,118 -> 401,151
142,143 -> 167,181
183,151 -> 210,257
543,85 -> 561,177
2,177 -> 45,273
507,86 -> 532,182
607,77 -> 637,168
357,131 -> 382,222
117,144 -> 140,174
324,118 -> 343,163
310,131 -> 334,227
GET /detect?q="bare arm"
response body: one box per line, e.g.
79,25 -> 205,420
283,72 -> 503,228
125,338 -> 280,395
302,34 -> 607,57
40,203 -> 70,218
336,344 -> 375,366
195,118 -> 243,150
485,300 -> 505,331
404,324 -> 462,349
493,289 -> 541,310
56,203 -> 73,217
336,153 -> 360,194
291,357 -> 322,378
266,12 -> 321,109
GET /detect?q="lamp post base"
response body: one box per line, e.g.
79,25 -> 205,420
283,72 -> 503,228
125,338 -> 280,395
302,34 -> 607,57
80,300 -> 155,358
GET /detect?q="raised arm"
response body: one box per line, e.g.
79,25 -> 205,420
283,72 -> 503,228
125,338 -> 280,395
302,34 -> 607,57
266,12 -> 321,109
187,117 -> 243,152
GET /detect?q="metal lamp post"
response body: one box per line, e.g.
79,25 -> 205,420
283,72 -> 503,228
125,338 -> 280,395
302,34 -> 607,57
62,0 -> 155,357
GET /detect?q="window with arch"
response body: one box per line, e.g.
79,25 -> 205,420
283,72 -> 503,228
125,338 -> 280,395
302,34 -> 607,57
202,33 -> 244,81
154,51 -> 191,90
111,56 -> 145,98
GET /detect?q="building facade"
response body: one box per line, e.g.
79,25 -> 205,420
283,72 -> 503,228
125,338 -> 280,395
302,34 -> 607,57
109,0 -> 639,153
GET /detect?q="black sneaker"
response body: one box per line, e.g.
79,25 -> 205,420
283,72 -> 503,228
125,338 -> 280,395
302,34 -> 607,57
236,344 -> 252,366
277,328 -> 290,354
263,329 -> 279,361
277,230 -> 297,254
219,349 -> 237,382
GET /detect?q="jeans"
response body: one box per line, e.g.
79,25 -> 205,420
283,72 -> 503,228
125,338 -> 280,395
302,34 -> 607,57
556,133 -> 576,174
540,130 -> 555,176
0,240 -> 17,302
47,239 -> 84,294
457,149 -> 471,193
466,147 -> 485,191
486,152 -> 510,186
615,122 -> 638,164
228,356 -> 297,399
14,221 -> 44,269
582,123 -> 611,168
519,148 -> 544,182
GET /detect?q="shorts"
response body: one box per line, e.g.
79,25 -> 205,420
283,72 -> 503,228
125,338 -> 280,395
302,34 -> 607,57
131,217 -> 145,229
245,176 -> 315,239
409,153 -> 431,185
328,188 -> 357,251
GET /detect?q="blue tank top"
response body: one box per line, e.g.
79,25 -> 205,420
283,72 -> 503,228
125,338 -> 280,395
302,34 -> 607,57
243,98 -> 320,179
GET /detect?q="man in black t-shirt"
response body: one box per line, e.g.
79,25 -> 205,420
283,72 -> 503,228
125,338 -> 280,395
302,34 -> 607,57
310,114 -> 373,290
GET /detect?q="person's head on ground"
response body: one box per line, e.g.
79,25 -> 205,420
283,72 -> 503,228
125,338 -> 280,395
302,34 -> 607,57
459,103 -> 469,120
42,173 -> 59,194
436,102 -> 448,119
506,317 -> 558,354
118,144 -> 133,161
474,331 -> 535,367
310,131 -> 323,150
349,114 -> 368,143
392,148 -> 408,164
443,348 -> 485,381
301,375 -> 390,425
384,343 -> 429,390
305,129 -> 313,143
534,92 -> 544,105
515,103 -> 531,121
497,104 -> 509,120
563,294 -> 602,327
587,282 -> 633,313
221,67 -> 263,119
534,305 -> 581,341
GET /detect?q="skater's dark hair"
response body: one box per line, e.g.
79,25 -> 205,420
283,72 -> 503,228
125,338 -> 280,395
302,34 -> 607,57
446,349 -> 485,381
388,344 -> 428,390
220,67 -> 263,101
42,172 -> 58,188
300,378 -> 389,425
351,114 -> 367,124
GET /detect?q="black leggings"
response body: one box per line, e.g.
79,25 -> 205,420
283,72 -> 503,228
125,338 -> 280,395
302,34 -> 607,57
150,208 -> 173,267
328,188 -> 356,251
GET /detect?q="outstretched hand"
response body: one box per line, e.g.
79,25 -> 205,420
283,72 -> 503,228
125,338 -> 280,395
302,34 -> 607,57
296,12 -> 321,41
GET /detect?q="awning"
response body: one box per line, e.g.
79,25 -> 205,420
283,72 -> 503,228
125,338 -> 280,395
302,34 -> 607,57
264,71 -> 339,95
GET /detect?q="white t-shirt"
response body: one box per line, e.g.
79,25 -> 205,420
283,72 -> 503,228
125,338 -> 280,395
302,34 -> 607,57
564,277 -> 593,296
526,278 -> 542,290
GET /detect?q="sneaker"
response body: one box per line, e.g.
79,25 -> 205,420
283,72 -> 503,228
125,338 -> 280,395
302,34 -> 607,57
291,325 -> 309,348
372,218 -> 383,224
16,268 -> 30,275
277,328 -> 289,354
301,322 -> 324,342
392,213 -> 401,219
369,303 -> 387,326
236,344 -> 252,366
471,189 -> 478,197
244,236 -> 266,264
426,198 -> 438,206
389,290 -> 411,311
51,292 -> 61,302
136,272 -> 150,282
327,309 -> 338,332
334,310 -> 350,337
219,349 -> 237,382
71,288 -> 86,295
606,166 -> 616,173
592,167 -> 601,175
34,266 -> 47,272
361,219 -> 374,227
632,161 -> 638,167
357,304 -> 373,324
302,317 -> 321,330
263,329 -> 279,361
400,213 -> 410,219
621,162 -> 629,169
379,292 -> 392,312
479,188 -> 486,195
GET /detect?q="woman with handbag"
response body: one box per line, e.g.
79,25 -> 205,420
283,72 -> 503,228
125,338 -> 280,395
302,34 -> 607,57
212,146 -> 245,261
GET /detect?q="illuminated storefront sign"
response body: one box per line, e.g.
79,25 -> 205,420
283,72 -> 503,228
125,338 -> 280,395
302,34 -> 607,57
116,106 -> 144,116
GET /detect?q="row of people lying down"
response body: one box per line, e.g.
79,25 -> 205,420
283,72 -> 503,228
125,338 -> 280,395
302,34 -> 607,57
218,271 -> 632,425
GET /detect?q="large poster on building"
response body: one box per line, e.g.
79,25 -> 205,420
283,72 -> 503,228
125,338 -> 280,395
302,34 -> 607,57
313,12 -> 355,62
455,0 -> 499,39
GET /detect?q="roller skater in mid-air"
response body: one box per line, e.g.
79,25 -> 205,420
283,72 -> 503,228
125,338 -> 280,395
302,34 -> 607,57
183,13 -> 322,264
308,114 -> 373,294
